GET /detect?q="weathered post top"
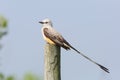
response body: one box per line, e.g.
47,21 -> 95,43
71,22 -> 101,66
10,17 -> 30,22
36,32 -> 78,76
44,43 -> 61,80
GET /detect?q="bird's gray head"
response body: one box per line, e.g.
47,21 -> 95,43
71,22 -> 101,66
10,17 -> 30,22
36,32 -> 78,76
39,18 -> 53,27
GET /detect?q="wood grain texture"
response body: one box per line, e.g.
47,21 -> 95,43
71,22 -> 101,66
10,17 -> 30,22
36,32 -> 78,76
44,43 -> 61,80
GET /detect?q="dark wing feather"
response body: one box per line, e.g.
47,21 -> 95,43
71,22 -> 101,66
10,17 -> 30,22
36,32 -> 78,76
43,28 -> 110,73
43,28 -> 70,50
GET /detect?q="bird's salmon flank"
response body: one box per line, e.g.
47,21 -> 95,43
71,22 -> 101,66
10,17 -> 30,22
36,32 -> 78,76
44,36 -> 55,45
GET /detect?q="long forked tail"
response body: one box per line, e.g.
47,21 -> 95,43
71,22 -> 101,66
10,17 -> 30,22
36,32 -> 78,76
69,46 -> 110,73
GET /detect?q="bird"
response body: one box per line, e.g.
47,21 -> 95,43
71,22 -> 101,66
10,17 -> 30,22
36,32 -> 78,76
39,18 -> 109,73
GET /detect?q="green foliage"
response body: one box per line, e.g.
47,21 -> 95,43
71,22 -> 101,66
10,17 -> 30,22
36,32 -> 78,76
0,73 -> 15,80
0,73 -> 43,80
0,15 -> 8,48
24,73 -> 42,80
6,76 -> 15,80
0,16 -> 8,39
0,16 -> 7,28
0,73 -> 4,80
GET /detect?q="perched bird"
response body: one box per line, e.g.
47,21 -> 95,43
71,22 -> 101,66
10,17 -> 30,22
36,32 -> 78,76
39,18 -> 109,73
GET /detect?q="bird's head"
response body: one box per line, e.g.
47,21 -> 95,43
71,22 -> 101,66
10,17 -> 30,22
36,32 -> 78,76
39,18 -> 53,27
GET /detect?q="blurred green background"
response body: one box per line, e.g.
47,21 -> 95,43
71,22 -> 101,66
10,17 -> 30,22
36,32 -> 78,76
0,72 -> 42,80
0,16 -> 42,80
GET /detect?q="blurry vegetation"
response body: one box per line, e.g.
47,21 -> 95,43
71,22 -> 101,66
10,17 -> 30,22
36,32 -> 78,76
23,73 -> 42,80
6,76 -> 15,80
0,16 -> 7,28
0,15 -> 8,49
0,73 -> 4,80
0,73 -> 43,80
0,73 -> 15,80
0,16 -> 43,80
0,16 -> 8,39
0,15 -> 43,80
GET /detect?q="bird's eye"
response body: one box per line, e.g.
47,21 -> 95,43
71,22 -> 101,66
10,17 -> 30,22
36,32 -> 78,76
45,22 -> 48,24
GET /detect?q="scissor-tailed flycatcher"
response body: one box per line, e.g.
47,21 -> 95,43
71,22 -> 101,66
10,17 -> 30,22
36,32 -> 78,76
39,18 -> 109,73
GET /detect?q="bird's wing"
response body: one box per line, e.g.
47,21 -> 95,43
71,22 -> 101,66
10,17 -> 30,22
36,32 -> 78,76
43,27 -> 70,50
43,27 -> 110,73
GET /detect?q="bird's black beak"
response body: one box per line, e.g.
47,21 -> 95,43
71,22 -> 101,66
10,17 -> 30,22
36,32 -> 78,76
39,21 -> 44,24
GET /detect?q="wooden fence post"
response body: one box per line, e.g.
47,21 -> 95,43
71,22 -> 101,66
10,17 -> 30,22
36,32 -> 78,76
44,43 -> 61,80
